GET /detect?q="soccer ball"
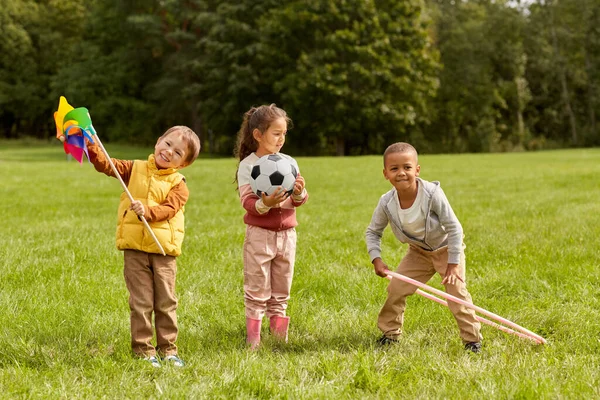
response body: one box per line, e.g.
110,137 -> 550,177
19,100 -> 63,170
250,154 -> 298,196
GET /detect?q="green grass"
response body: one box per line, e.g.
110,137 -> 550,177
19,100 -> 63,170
1,141 -> 599,398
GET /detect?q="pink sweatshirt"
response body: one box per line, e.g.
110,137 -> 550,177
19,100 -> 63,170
237,153 -> 308,231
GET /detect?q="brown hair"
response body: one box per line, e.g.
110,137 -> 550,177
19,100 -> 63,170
383,142 -> 418,166
234,104 -> 291,161
234,104 -> 291,183
159,125 -> 201,166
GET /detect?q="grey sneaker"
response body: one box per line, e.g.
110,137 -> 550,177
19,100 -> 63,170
163,354 -> 185,367
143,355 -> 161,368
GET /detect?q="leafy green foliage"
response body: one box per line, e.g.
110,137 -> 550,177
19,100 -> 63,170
2,0 -> 600,153
525,0 -> 600,148
259,0 -> 439,155
0,0 -> 85,138
424,0 -> 531,153
194,1 -> 283,154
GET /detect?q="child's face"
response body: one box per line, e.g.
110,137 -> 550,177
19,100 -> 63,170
253,117 -> 287,156
383,151 -> 420,192
154,132 -> 190,169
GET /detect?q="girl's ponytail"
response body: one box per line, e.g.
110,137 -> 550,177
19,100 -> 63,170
234,107 -> 259,162
234,104 -> 292,184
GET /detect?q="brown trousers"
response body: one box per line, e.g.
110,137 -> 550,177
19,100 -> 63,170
123,249 -> 179,357
243,225 -> 296,320
378,245 -> 482,343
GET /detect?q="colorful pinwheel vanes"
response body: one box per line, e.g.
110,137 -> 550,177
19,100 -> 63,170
54,96 -> 97,163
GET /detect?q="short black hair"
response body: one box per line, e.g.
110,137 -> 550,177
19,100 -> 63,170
383,142 -> 418,166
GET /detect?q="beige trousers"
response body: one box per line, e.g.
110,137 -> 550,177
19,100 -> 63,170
243,225 -> 296,320
123,249 -> 179,357
378,245 -> 482,343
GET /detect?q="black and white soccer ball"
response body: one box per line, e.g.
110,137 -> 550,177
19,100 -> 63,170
250,154 -> 299,196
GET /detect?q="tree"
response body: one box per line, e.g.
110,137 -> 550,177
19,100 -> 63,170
0,0 -> 85,138
127,0 -> 209,146
258,0 -> 439,155
194,0 -> 283,154
425,0 -> 530,153
524,0 -> 600,147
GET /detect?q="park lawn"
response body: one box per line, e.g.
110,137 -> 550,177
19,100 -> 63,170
0,142 -> 599,399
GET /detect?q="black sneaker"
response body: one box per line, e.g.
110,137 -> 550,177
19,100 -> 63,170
377,335 -> 399,345
464,342 -> 482,353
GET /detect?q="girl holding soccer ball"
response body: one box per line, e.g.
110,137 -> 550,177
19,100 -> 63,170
234,104 -> 308,350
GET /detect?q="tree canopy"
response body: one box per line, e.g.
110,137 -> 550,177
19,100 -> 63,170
1,0 -> 598,155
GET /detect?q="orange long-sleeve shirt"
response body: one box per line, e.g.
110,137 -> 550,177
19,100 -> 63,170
87,141 -> 189,222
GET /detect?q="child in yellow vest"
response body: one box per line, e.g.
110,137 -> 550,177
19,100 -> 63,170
87,126 -> 200,367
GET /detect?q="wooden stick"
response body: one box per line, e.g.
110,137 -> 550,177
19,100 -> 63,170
415,288 -> 542,343
93,135 -> 166,256
386,270 -> 546,344
384,276 -> 541,343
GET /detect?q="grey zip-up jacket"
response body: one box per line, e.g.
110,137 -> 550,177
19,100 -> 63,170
365,178 -> 464,265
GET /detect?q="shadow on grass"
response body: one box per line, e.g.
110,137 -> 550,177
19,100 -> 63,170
191,322 -> 381,355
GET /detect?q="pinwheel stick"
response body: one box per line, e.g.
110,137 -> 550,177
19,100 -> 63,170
385,270 -> 546,344
94,135 -> 166,256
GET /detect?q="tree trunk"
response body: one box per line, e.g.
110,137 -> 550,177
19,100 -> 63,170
558,70 -> 578,145
585,52 -> 597,139
190,100 -> 204,152
336,136 -> 345,156
550,5 -> 578,145
514,53 -> 528,147
516,107 -> 524,145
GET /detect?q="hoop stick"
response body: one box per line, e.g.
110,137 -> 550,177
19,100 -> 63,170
386,271 -> 546,344
384,276 -> 541,343
416,288 -> 543,343
94,135 -> 166,256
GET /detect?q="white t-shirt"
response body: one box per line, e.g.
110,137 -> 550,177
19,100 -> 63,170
396,183 -> 426,240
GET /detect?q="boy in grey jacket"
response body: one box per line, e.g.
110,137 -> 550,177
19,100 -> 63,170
365,142 -> 482,352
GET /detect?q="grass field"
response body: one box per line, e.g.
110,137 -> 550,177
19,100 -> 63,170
1,141 -> 599,399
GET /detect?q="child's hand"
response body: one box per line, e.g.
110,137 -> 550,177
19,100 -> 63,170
130,200 -> 146,217
262,187 -> 289,207
441,264 -> 464,285
372,258 -> 391,278
293,174 -> 305,195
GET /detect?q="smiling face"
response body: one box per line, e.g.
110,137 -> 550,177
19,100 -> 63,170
383,150 -> 420,193
154,132 -> 190,169
253,117 -> 288,157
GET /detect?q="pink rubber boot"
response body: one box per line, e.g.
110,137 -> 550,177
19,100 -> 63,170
246,318 -> 262,350
269,316 -> 290,342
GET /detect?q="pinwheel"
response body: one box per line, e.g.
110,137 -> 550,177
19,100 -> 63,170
54,96 -> 96,163
54,96 -> 166,255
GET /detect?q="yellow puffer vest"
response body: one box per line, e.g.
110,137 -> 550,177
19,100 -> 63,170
116,154 -> 185,256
